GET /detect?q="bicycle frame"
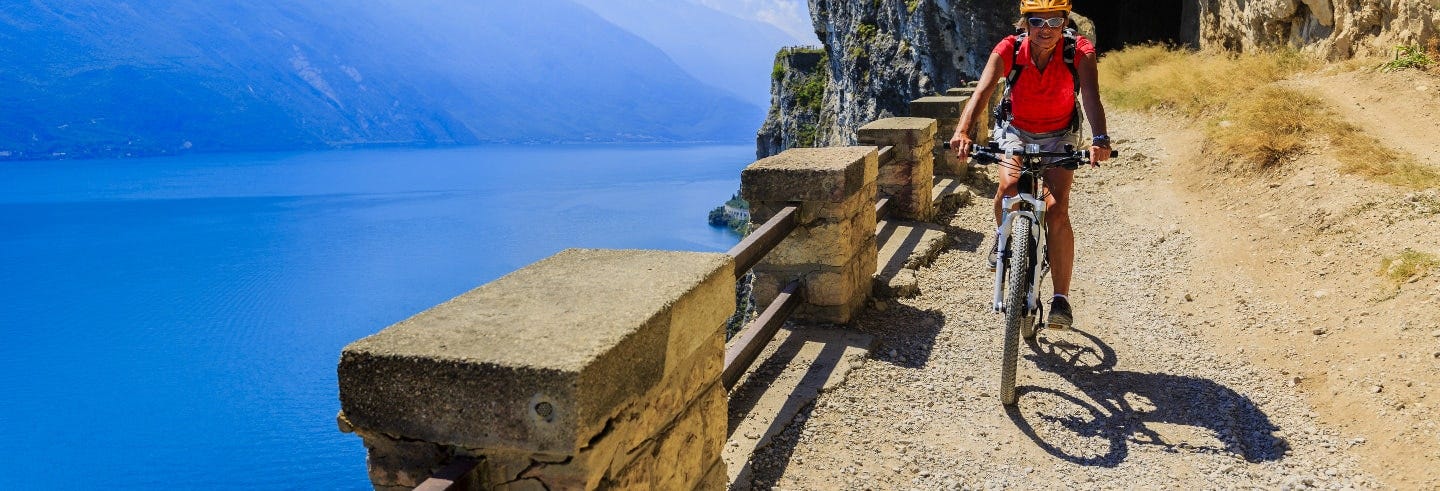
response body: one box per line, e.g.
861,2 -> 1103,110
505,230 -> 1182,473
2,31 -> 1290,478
992,190 -> 1048,315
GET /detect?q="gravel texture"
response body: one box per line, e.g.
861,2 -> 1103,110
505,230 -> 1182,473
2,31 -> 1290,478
736,116 -> 1381,490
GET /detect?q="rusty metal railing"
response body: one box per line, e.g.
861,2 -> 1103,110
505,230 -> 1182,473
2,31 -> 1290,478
727,205 -> 798,280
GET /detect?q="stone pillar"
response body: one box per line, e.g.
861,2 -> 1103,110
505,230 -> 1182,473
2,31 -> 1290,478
944,87 -> 975,97
338,249 -> 734,491
908,97 -> 969,178
741,147 -> 878,324
856,117 -> 937,222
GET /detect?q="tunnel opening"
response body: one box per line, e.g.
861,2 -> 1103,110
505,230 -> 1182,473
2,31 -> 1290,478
1072,0 -> 1194,53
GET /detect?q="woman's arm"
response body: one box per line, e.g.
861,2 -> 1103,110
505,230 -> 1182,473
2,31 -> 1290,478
951,50 -> 1007,162
1076,50 -> 1110,164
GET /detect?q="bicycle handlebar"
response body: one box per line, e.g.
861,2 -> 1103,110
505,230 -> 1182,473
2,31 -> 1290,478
940,141 -> 1119,162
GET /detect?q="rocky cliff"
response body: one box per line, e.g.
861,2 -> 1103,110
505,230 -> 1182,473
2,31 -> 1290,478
1198,0 -> 1440,59
758,0 -> 1017,157
758,0 -> 1438,158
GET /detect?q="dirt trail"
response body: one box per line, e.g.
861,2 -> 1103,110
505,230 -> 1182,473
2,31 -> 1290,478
736,68 -> 1440,489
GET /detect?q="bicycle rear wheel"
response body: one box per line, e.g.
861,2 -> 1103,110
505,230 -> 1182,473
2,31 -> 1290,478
1000,215 -> 1033,406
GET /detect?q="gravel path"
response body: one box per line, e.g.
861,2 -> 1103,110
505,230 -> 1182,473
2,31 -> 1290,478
738,115 -> 1379,489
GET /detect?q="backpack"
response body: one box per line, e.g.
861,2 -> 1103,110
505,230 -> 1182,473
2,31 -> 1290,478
994,28 -> 1083,133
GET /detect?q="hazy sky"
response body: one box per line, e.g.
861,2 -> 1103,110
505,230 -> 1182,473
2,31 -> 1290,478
690,0 -> 815,44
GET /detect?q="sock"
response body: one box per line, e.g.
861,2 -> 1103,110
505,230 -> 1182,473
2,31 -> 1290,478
1053,294 -> 1069,301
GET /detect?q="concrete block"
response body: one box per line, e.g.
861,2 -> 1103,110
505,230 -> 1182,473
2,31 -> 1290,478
741,147 -> 878,204
909,96 -> 969,119
856,117 -> 938,150
338,249 -> 734,456
945,87 -> 976,97
761,208 -> 876,268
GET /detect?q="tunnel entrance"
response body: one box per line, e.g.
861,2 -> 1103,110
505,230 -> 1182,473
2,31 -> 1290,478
1072,0 -> 1195,53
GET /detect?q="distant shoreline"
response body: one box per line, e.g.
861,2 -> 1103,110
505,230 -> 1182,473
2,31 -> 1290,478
0,138 -> 756,163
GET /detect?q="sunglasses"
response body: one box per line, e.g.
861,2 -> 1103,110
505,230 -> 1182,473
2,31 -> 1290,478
1026,17 -> 1065,28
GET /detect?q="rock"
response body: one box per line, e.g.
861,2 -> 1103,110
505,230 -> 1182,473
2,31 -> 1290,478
1370,385 -> 1383,394
1312,327 -> 1327,335
1314,290 -> 1328,299
1185,293 -> 1194,302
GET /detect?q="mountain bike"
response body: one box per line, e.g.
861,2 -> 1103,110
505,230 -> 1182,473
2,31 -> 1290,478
949,140 -> 1115,406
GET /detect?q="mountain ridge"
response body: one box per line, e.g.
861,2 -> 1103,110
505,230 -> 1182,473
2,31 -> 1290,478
0,0 -> 759,160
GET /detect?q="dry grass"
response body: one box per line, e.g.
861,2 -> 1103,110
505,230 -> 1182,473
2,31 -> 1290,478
1379,248 -> 1440,288
1099,46 -> 1314,117
1328,123 -> 1440,189
1208,86 -> 1322,170
1100,45 -> 1440,189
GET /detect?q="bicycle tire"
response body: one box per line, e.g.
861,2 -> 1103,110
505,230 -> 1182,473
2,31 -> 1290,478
1000,215 -> 1032,406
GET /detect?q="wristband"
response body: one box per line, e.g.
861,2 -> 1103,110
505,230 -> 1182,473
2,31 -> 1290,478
1091,134 -> 1111,147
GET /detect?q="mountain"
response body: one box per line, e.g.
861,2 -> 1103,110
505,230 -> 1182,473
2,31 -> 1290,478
571,0 -> 805,109
0,0 -> 760,160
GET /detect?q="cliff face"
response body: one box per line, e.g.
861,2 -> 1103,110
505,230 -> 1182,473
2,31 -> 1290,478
758,0 -> 1017,157
1198,0 -> 1440,59
759,1 -> 1438,160
757,48 -> 830,159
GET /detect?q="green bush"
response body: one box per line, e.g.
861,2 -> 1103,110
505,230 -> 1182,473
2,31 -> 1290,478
1378,44 -> 1435,72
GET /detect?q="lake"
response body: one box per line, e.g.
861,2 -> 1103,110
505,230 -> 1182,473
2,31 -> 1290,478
0,143 -> 750,489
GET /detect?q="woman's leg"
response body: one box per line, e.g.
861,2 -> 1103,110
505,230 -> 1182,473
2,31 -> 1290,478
1042,167 -> 1075,296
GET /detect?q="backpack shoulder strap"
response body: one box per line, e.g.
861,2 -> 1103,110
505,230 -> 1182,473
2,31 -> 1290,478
1062,29 -> 1079,94
1005,33 -> 1026,94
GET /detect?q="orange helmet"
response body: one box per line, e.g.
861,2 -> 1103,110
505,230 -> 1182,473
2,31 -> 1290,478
1020,0 -> 1071,14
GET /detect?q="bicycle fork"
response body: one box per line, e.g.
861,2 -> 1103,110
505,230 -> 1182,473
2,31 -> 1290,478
992,192 -> 1048,314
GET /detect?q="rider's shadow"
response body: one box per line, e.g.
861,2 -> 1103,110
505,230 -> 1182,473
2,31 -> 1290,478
1004,329 -> 1288,467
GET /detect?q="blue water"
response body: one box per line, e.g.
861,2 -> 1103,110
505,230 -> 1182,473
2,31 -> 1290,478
0,144 -> 748,489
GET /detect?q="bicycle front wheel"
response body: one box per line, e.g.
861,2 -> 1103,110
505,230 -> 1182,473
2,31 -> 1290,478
1000,215 -> 1033,406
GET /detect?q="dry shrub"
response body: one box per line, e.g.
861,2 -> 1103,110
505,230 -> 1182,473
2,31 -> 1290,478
1206,86 -> 1325,171
1330,126 -> 1440,189
1101,45 -> 1440,188
1379,248 -> 1440,287
1099,46 -> 1314,118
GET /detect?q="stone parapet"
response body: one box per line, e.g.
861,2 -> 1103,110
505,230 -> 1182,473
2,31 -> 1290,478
909,96 -> 969,178
742,147 -> 878,324
338,248 -> 733,490
856,117 -> 937,222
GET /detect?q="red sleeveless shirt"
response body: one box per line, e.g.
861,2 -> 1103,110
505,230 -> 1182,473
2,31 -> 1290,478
992,34 -> 1096,134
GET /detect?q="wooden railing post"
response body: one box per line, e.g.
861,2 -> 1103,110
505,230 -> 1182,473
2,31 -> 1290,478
740,147 -> 878,324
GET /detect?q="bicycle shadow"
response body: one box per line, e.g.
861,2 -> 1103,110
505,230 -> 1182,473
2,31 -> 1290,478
1004,329 -> 1288,467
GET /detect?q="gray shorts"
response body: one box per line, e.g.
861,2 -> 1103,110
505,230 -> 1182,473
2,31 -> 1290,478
994,123 -> 1080,165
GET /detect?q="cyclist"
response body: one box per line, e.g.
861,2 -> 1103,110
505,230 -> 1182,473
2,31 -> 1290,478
949,0 -> 1112,329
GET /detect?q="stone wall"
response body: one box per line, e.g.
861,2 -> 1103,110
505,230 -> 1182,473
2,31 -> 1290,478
742,146 -> 879,324
1198,0 -> 1440,59
856,117 -> 938,221
338,249 -> 734,490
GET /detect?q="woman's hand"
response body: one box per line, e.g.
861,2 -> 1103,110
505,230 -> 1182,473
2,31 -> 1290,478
950,132 -> 973,162
1089,144 -> 1111,166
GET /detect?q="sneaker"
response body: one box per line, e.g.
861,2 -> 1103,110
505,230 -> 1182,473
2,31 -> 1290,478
1048,296 -> 1073,329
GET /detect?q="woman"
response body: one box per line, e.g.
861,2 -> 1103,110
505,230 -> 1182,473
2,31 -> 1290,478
948,0 -> 1112,329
